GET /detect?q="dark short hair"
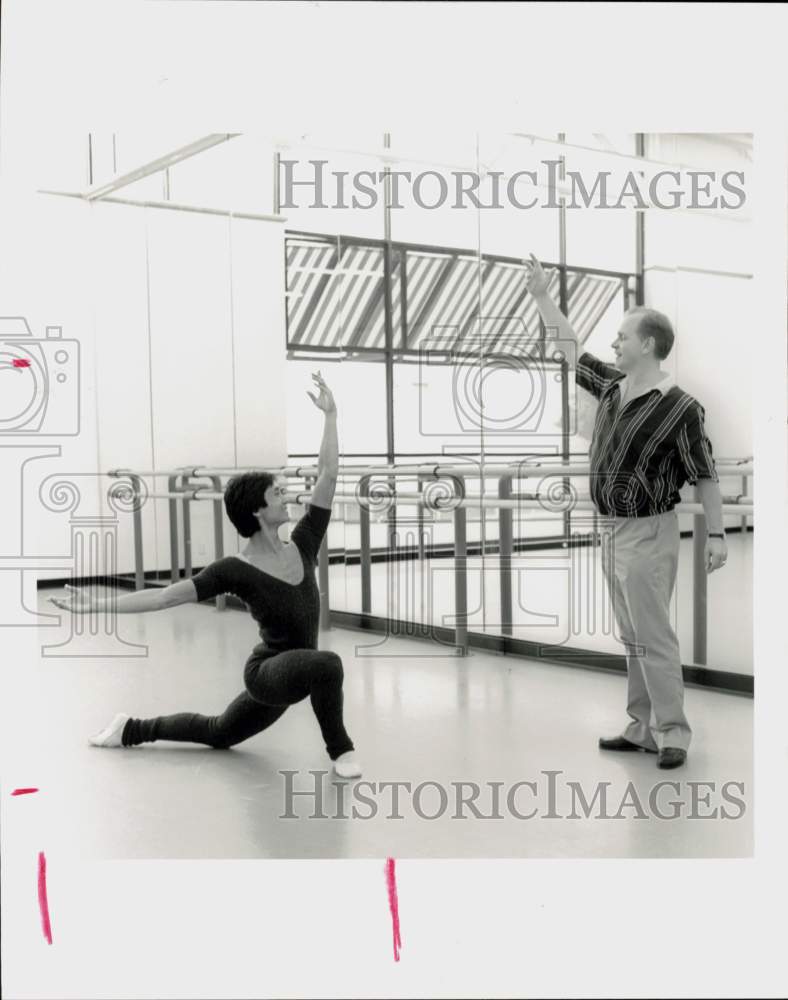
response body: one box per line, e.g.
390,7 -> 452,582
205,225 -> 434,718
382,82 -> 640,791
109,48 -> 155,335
627,307 -> 675,360
223,472 -> 275,537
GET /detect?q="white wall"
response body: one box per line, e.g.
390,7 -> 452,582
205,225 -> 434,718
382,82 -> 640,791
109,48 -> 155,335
643,134 -> 753,492
0,188 -> 101,600
642,135 -> 753,674
0,183 -> 287,583
90,203 -> 288,577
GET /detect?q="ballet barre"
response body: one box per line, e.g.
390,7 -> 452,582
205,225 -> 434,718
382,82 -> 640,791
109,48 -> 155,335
109,463 -> 754,664
322,490 -> 754,511
330,482 -> 753,656
109,460 -> 754,480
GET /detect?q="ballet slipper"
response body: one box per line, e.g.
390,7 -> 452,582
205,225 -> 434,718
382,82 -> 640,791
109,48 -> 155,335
332,751 -> 362,778
88,712 -> 130,748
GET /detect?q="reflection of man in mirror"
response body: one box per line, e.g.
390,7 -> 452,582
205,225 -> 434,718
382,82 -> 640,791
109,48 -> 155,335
526,254 -> 727,770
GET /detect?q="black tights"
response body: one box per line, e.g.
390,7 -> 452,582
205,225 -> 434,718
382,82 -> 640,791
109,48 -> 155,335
122,648 -> 354,760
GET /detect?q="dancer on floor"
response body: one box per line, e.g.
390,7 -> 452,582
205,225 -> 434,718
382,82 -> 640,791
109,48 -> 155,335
51,372 -> 362,778
524,254 -> 728,770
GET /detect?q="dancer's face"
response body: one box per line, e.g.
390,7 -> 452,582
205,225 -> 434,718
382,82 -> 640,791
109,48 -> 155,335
611,314 -> 654,372
257,479 -> 290,528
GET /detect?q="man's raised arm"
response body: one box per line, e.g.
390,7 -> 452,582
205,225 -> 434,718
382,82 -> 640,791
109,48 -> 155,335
524,253 -> 580,359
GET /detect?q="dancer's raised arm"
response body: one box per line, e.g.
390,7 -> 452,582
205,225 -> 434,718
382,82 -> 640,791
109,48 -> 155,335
306,370 -> 338,509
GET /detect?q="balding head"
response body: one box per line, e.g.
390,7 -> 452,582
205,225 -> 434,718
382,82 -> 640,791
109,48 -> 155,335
625,307 -> 675,361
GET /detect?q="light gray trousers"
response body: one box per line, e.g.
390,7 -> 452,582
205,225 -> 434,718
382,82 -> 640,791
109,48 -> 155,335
600,509 -> 692,752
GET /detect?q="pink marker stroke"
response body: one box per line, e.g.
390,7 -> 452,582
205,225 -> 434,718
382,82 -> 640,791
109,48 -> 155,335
12,358 -> 31,367
11,788 -> 39,796
38,852 -> 53,944
384,857 -> 402,961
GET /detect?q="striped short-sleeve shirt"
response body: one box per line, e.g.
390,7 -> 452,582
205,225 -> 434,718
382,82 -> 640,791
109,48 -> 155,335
576,352 -> 719,518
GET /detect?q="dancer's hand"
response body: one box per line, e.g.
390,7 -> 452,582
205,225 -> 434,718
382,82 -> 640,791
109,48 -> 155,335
49,584 -> 97,614
705,536 -> 728,573
307,370 -> 336,414
524,253 -> 551,295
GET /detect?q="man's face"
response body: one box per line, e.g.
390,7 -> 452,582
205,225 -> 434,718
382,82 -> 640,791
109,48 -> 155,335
611,313 -> 652,372
257,479 -> 290,528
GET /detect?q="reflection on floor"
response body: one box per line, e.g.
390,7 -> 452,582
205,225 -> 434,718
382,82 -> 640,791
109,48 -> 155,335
327,527 -> 753,675
2,588 -> 752,860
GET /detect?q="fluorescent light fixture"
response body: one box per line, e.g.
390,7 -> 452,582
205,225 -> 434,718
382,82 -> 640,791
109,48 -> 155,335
512,132 -> 748,178
290,349 -> 346,360
289,265 -> 384,279
408,251 -> 480,263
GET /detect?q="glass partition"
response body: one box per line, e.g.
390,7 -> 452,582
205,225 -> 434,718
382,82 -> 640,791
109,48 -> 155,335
280,132 -> 751,679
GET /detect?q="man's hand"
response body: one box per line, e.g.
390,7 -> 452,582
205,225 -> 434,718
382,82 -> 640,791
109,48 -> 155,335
49,584 -> 98,614
705,536 -> 728,573
524,253 -> 551,296
306,370 -> 336,415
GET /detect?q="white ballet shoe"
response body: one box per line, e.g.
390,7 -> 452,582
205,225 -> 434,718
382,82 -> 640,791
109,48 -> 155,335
332,751 -> 362,778
88,712 -> 130,748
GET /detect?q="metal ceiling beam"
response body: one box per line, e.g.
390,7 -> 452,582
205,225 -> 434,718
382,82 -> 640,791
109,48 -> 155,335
82,134 -> 241,201
38,189 -> 285,223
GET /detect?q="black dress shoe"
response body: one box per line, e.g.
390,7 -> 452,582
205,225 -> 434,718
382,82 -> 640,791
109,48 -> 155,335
658,747 -> 687,769
599,736 -> 658,754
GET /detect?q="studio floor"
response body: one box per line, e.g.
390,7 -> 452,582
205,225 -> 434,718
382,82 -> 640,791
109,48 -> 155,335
1,586 -> 753,860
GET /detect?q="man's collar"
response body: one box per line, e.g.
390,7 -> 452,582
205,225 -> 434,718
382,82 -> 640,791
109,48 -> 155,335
652,371 -> 675,396
616,371 -> 675,397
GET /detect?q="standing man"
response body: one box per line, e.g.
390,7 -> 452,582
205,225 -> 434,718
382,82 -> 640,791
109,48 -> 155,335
524,255 -> 728,769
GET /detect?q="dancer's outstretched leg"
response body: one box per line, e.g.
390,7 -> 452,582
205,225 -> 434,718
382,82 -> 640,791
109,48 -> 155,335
90,649 -> 360,776
91,692 -> 287,750
245,648 -> 361,777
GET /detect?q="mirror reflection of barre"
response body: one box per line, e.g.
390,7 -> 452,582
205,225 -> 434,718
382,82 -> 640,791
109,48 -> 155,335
416,321 -> 578,445
106,459 -> 753,664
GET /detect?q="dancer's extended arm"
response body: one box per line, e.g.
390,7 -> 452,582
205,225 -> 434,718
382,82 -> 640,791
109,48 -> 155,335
49,579 -> 197,614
